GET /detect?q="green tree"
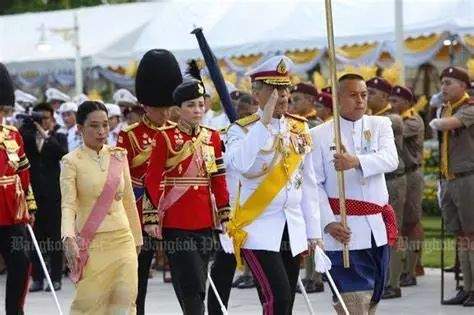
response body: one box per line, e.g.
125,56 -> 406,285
0,0 -> 136,15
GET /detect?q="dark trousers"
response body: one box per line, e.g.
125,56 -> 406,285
136,232 -> 157,315
241,226 -> 301,315
163,228 -> 214,315
31,224 -> 62,283
0,224 -> 30,315
207,241 -> 237,315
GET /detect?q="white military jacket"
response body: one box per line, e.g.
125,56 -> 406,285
310,115 -> 398,251
226,109 -> 321,256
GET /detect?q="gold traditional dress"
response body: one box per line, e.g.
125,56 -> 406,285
61,144 -> 143,315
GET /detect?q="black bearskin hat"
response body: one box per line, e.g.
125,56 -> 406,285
0,63 -> 15,107
135,49 -> 183,107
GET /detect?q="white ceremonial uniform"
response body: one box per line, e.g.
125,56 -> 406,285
209,112 -> 230,130
311,115 -> 398,251
108,122 -> 125,146
66,124 -> 82,152
226,109 -> 321,257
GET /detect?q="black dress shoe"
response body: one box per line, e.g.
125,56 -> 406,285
463,291 -> 474,307
400,275 -> 417,287
382,286 -> 401,299
232,275 -> 251,288
45,281 -> 61,292
444,289 -> 469,305
29,281 -> 44,292
237,277 -> 256,289
305,279 -> 324,293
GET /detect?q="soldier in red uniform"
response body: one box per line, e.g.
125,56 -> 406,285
144,79 -> 230,314
116,49 -> 183,315
0,62 -> 36,315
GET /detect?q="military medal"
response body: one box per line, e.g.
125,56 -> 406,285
202,145 -> 218,174
3,140 -> 19,162
363,130 -> 372,153
290,133 -> 310,155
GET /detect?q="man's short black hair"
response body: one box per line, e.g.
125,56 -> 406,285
338,73 -> 364,83
33,103 -> 54,116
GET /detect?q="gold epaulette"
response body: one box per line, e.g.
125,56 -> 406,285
122,122 -> 139,133
159,124 -> 176,131
219,126 -> 229,134
109,146 -> 126,152
200,124 -> 217,131
3,124 -> 18,132
285,112 -> 308,122
235,113 -> 260,127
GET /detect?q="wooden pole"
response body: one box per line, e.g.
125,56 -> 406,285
324,0 -> 350,268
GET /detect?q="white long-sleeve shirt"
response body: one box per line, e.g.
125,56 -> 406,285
310,115 -> 398,251
226,109 -> 321,256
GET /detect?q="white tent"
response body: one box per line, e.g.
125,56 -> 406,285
1,0 -> 473,73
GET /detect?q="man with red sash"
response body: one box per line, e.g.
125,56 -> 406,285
116,49 -> 183,315
0,62 -> 36,315
430,66 -> 474,306
311,73 -> 399,314
144,79 -> 230,314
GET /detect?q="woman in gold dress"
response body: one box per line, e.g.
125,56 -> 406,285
61,101 -> 143,314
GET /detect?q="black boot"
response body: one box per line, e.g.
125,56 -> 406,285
444,289 -> 469,305
29,280 -> 44,292
45,281 -> 62,292
237,276 -> 256,289
463,291 -> 474,307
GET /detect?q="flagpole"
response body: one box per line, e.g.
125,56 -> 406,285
324,0 -> 350,268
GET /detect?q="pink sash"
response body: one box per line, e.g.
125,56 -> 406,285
157,149 -> 201,221
69,153 -> 125,283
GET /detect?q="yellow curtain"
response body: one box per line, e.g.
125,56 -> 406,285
381,63 -> 402,86
405,34 -> 441,53
467,58 -> 474,79
286,49 -> 321,64
464,35 -> 474,49
337,65 -> 377,80
229,54 -> 263,67
312,72 -> 326,91
336,43 -> 378,59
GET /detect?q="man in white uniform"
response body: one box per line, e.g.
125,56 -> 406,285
311,73 -> 399,314
45,88 -> 71,128
57,102 -> 81,152
105,103 -> 123,146
226,55 -> 321,314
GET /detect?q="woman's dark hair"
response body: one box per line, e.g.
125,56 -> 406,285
76,101 -> 108,125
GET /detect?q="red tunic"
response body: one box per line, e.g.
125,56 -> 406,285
117,115 -> 170,226
0,125 -> 31,225
144,122 -> 230,230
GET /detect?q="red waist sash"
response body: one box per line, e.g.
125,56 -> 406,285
328,198 -> 398,246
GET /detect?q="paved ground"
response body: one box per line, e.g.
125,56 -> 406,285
1,268 -> 472,314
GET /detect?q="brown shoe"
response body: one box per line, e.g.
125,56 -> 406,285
382,286 -> 401,299
400,275 -> 417,287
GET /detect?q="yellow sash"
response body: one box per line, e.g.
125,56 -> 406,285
227,140 -> 303,270
440,93 -> 470,180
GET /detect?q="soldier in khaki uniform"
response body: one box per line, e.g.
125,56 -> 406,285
367,77 -> 406,299
290,83 -> 321,129
430,66 -> 474,306
389,85 -> 425,288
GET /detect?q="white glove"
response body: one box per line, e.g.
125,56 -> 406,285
429,118 -> 443,131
